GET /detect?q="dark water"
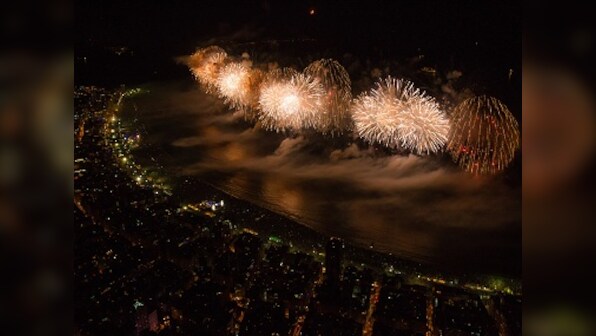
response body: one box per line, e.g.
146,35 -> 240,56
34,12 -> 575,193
125,82 -> 521,278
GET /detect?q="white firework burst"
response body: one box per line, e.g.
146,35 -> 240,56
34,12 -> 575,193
215,63 -> 260,109
258,72 -> 325,132
352,91 -> 401,148
397,100 -> 450,154
352,76 -> 450,154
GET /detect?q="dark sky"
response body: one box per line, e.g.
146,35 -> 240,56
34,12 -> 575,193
77,0 -> 519,61
77,1 -> 521,110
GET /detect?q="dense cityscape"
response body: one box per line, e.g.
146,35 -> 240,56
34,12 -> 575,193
75,86 -> 520,335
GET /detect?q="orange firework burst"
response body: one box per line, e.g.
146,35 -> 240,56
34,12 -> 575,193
447,95 -> 520,174
188,46 -> 228,92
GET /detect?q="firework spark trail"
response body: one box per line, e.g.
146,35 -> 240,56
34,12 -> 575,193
258,72 -> 325,132
447,95 -> 520,174
304,59 -> 353,135
352,77 -> 450,154
188,46 -> 228,92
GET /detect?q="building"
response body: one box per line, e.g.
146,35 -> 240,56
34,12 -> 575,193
325,237 -> 344,286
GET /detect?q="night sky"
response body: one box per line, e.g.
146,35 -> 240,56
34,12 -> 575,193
77,0 -> 520,101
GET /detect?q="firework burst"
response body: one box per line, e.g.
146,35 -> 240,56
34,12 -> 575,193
304,59 -> 353,134
258,72 -> 325,132
352,76 -> 449,154
188,46 -> 228,92
215,63 -> 262,109
447,95 -> 520,174
397,99 -> 450,154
